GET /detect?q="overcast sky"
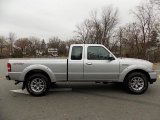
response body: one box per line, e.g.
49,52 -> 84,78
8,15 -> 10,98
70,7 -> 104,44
0,0 -> 143,40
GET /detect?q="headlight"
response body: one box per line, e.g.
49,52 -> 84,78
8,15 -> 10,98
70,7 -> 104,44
152,63 -> 157,71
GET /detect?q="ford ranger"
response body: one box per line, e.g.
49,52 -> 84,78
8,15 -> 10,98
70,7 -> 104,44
6,44 -> 157,96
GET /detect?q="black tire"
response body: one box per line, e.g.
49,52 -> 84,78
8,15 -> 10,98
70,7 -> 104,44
124,72 -> 148,94
26,74 -> 50,96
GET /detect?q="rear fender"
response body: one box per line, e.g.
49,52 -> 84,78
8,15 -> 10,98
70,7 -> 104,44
20,64 -> 56,82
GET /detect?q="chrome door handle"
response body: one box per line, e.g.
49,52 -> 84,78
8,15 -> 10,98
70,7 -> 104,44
86,62 -> 92,65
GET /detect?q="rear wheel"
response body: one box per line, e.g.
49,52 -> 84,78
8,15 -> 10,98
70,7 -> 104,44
125,72 -> 148,94
26,74 -> 50,96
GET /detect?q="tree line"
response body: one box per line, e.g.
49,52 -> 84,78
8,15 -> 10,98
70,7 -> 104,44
0,34 -> 81,58
0,0 -> 160,61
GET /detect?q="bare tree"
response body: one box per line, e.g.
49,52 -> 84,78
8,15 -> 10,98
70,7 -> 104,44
14,38 -> 32,56
101,7 -> 118,47
150,0 -> 160,9
66,39 -> 82,46
75,6 -> 118,47
116,27 -> 123,57
150,0 -> 160,36
59,41 -> 67,56
28,37 -> 41,56
48,37 -> 68,56
0,36 -> 6,55
132,2 -> 156,58
120,23 -> 142,58
48,37 -> 61,48
75,19 -> 93,44
8,32 -> 16,56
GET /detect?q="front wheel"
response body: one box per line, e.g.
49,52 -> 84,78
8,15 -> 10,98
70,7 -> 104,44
125,72 -> 148,94
26,74 -> 50,96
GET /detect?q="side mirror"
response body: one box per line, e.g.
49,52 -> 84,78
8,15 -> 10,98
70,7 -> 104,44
108,54 -> 115,61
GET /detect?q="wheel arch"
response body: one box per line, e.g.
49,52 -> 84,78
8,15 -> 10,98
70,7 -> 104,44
24,69 -> 51,83
123,69 -> 151,83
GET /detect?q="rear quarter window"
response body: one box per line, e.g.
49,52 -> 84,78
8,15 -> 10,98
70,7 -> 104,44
71,46 -> 83,60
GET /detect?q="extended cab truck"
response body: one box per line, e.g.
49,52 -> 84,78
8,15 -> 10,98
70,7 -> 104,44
6,44 -> 157,96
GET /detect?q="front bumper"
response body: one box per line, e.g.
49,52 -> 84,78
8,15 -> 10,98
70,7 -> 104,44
149,72 -> 157,84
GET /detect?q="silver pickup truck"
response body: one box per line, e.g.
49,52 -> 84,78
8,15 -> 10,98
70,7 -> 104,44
6,44 -> 157,96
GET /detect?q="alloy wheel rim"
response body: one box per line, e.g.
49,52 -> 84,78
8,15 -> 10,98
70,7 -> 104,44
30,78 -> 45,93
129,76 -> 145,92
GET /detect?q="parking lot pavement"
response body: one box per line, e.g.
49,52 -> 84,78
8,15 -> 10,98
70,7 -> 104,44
0,59 -> 7,79
1,59 -> 160,120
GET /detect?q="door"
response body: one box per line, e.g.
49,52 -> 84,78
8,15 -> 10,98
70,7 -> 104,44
84,46 -> 119,81
68,45 -> 84,81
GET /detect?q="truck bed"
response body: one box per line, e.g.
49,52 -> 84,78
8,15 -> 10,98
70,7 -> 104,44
8,58 -> 68,81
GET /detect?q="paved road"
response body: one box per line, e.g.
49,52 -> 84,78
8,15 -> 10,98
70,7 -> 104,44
0,59 -> 160,120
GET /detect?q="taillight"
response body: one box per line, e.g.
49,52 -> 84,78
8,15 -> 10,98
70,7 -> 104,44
7,63 -> 11,72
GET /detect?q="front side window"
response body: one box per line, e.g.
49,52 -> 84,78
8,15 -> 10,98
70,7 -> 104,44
71,46 -> 83,60
87,46 -> 110,60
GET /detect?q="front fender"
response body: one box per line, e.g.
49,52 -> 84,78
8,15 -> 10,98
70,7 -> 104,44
119,64 -> 151,82
20,64 -> 56,82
